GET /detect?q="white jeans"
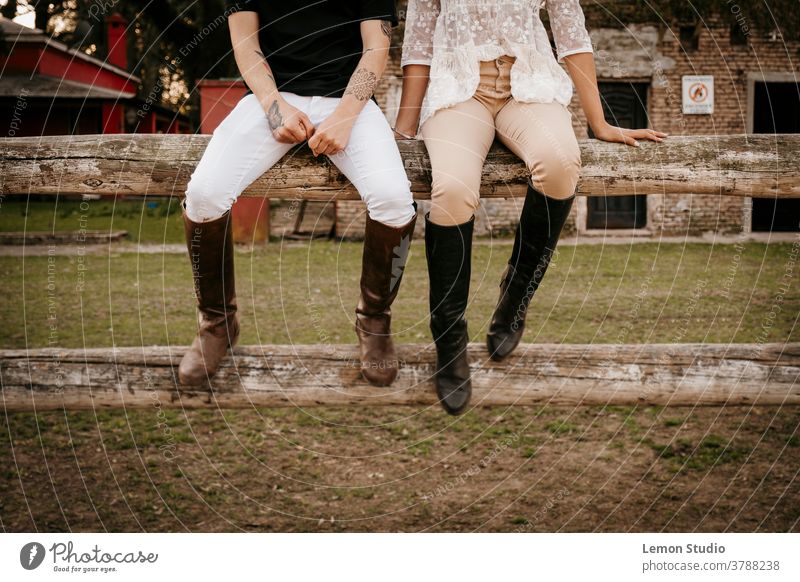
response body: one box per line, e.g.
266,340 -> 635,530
185,92 -> 416,227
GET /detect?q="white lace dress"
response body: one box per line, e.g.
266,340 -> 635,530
401,0 -> 594,128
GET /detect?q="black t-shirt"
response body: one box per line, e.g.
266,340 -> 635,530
225,0 -> 397,98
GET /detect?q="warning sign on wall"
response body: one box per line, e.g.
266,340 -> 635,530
682,75 -> 714,114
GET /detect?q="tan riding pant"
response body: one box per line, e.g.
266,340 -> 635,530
421,55 -> 582,226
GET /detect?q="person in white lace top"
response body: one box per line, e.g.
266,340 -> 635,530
395,0 -> 666,415
400,0 -> 598,129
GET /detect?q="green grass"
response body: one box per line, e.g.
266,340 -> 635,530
649,435 -> 750,471
510,516 -> 529,525
0,240 -> 796,349
546,420 -> 580,435
0,197 -> 186,244
5,409 -> 195,452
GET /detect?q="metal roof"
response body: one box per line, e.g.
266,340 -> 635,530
0,74 -> 137,99
0,16 -> 142,84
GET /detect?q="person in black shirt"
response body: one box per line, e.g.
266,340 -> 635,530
179,1 -> 417,388
233,1 -> 393,98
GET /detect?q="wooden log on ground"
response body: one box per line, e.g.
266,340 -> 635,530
1,134 -> 798,200
1,343 -> 797,411
0,229 -> 128,245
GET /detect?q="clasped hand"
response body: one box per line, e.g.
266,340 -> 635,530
267,98 -> 355,157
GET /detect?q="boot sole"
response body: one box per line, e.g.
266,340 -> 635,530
486,334 -> 522,362
361,371 -> 398,387
178,333 -> 239,386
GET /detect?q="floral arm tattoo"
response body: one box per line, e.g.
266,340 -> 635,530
267,100 -> 283,130
340,20 -> 390,102
344,68 -> 379,101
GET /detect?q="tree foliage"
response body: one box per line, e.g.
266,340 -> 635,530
3,0 -> 798,124
3,1 -> 239,121
583,0 -> 799,39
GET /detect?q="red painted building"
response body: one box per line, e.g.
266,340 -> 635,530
0,13 -> 190,136
198,79 -> 269,244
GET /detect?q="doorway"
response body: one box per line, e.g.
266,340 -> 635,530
751,81 -> 800,232
587,83 -> 649,229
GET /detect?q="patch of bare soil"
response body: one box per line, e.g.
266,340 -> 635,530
1,405 -> 797,532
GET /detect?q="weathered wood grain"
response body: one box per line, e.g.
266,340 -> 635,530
1,343 -> 797,411
1,134 -> 798,199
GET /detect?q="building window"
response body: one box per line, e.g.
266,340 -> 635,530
730,22 -> 748,46
679,24 -> 699,52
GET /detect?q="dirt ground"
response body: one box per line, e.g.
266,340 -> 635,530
1,404 -> 797,532
1,238 -> 797,532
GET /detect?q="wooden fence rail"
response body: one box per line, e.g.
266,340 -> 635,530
1,134 -> 797,411
1,343 -> 797,411
1,133 -> 799,199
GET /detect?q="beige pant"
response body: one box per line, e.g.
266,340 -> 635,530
422,55 -> 582,226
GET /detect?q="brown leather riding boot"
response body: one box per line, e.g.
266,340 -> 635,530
355,211 -> 417,387
178,207 -> 239,385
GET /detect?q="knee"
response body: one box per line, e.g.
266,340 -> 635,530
429,172 -> 480,225
529,144 -> 581,200
184,174 -> 233,222
364,182 -> 416,227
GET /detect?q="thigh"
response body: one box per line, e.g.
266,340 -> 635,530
326,99 -> 416,226
421,98 -> 495,191
420,98 -> 495,223
187,93 -> 298,206
494,100 -> 581,194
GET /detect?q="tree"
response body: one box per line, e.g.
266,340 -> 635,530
583,0 -> 799,40
2,0 -> 240,123
3,0 -> 797,125
1,0 -> 18,20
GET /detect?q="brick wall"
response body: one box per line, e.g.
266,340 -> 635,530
632,15 -> 798,235
334,7 -> 798,240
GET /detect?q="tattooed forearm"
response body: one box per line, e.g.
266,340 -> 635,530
380,20 -> 393,39
344,67 -> 379,101
255,50 -> 276,85
267,100 -> 283,131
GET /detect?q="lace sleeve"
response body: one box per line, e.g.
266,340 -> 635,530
400,0 -> 440,67
545,0 -> 594,62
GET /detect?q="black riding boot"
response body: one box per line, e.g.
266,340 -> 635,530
426,214 -> 474,415
486,183 -> 574,361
